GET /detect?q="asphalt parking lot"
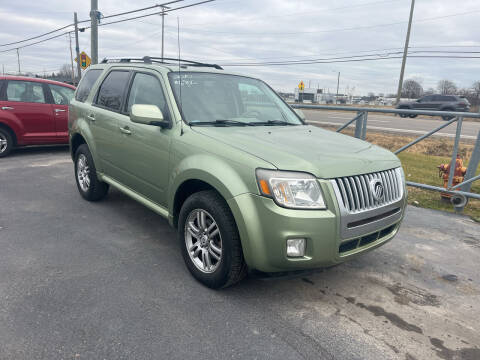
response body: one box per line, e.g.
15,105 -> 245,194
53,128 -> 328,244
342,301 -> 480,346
1,147 -> 479,360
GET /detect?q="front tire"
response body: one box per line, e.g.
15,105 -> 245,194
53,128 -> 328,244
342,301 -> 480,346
0,128 -> 14,158
178,190 -> 247,289
74,144 -> 109,201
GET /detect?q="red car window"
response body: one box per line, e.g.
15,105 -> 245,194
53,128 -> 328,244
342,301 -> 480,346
6,81 -> 45,103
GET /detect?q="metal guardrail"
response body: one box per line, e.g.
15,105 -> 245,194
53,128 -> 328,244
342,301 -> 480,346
291,104 -> 480,212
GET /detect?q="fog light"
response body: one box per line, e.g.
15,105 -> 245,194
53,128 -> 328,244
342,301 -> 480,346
286,238 -> 306,257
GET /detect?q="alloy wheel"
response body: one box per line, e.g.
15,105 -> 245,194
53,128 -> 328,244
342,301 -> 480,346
184,209 -> 222,273
0,133 -> 7,154
77,154 -> 91,192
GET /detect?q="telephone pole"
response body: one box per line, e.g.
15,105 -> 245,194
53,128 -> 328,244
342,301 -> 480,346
395,0 -> 415,105
16,48 -> 20,74
161,5 -> 169,60
74,12 -> 82,83
336,71 -> 340,104
68,33 -> 75,84
90,0 -> 98,64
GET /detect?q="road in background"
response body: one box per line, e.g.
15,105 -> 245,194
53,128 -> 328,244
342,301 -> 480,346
1,149 -> 479,360
303,109 -> 480,139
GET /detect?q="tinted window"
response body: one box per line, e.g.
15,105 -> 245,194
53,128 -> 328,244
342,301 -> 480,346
96,71 -> 130,111
6,81 -> 45,103
421,95 -> 434,102
49,84 -> 75,105
126,73 -> 167,115
75,69 -> 102,102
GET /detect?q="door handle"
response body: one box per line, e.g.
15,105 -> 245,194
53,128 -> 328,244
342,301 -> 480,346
119,126 -> 132,135
87,114 -> 95,121
54,109 -> 66,113
1,106 -> 14,110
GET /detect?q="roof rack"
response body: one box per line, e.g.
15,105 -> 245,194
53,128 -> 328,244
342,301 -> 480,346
100,56 -> 223,70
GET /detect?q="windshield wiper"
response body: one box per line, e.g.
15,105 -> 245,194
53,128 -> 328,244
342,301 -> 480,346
250,120 -> 298,126
189,119 -> 254,127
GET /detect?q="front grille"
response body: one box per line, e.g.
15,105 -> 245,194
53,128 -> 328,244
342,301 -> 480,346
339,224 -> 397,254
334,168 -> 402,213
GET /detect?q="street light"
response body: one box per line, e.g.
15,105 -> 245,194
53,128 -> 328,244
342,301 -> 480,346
332,71 -> 340,104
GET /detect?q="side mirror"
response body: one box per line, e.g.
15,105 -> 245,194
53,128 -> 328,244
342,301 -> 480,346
130,104 -> 169,128
294,109 -> 306,121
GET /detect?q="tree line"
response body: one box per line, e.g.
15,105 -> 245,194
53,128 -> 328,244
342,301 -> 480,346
401,78 -> 480,107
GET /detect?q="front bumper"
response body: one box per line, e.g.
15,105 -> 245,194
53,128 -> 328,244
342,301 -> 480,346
227,181 -> 406,273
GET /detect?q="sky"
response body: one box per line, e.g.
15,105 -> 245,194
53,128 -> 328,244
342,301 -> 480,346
0,0 -> 479,95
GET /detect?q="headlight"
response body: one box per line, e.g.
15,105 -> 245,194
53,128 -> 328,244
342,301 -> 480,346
256,169 -> 326,209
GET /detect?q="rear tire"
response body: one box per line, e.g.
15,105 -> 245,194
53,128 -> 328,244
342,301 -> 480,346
0,128 -> 14,158
409,114 -> 417,118
441,109 -> 455,121
178,190 -> 247,289
74,144 -> 109,201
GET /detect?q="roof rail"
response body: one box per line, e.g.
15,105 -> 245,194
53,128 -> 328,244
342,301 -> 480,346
100,56 -> 223,70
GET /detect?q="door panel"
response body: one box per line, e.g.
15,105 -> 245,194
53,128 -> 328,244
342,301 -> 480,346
112,71 -> 172,206
90,70 -> 131,177
48,83 -> 75,142
115,119 -> 171,206
4,80 -> 54,144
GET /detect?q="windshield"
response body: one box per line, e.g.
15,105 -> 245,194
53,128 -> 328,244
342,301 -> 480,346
168,72 -> 303,126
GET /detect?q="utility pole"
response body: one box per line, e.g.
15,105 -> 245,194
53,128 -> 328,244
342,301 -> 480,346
16,48 -> 20,74
74,12 -> 82,83
161,5 -> 169,60
90,0 -> 98,64
68,32 -> 75,84
395,0 -> 415,105
336,72 -> 340,104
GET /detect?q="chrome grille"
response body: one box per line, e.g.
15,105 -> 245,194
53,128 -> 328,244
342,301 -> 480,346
333,168 -> 403,213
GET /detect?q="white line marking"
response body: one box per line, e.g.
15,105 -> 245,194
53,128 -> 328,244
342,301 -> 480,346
307,120 -> 477,139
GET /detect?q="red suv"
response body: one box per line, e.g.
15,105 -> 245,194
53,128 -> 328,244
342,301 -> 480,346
0,76 -> 75,157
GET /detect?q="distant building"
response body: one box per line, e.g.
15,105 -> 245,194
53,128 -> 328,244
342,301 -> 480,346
294,88 -> 323,103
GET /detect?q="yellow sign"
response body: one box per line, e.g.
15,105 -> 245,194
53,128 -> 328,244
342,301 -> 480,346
75,51 -> 91,70
298,81 -> 305,91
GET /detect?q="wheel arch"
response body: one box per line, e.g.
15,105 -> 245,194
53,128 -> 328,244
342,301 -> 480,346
70,132 -> 87,160
0,122 -> 17,146
168,155 -> 256,228
171,179 -> 221,228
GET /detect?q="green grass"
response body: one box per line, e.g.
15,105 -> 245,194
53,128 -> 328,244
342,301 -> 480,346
399,152 -> 480,222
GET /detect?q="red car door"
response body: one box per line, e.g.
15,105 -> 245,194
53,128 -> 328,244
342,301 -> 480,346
4,80 -> 56,144
47,83 -> 75,143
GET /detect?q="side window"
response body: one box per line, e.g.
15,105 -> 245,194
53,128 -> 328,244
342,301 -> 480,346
75,69 -> 102,102
421,95 -> 433,102
126,73 -> 167,116
49,84 -> 75,105
6,81 -> 45,103
96,71 -> 130,111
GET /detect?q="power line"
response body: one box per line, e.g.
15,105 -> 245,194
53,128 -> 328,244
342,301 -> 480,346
169,9 -> 480,36
181,0 -> 403,27
221,55 -> 480,67
96,0 -> 215,27
0,0 -> 215,54
0,0 -> 188,48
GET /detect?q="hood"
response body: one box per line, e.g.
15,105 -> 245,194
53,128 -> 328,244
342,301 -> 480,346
192,125 -> 401,178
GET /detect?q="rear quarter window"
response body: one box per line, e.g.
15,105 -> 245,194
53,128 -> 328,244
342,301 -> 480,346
75,69 -> 103,102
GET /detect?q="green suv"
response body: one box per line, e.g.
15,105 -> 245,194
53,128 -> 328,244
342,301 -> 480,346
69,57 -> 406,288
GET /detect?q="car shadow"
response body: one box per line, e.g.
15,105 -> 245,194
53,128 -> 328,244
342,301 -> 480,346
9,145 -> 70,158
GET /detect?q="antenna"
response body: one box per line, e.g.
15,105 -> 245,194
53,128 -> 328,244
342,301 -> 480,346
177,16 -> 184,135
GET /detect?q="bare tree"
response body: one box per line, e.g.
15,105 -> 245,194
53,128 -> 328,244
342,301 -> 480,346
401,79 -> 423,99
424,88 -> 435,95
58,64 -> 73,78
437,80 -> 457,95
